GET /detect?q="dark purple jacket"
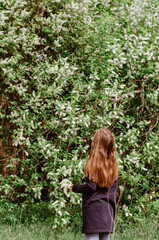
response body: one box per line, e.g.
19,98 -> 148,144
72,178 -> 118,234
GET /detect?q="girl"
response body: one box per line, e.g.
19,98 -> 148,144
70,129 -> 118,240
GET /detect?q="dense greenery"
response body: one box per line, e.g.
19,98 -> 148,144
0,0 -> 158,228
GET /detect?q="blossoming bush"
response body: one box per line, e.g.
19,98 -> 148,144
0,0 -> 158,227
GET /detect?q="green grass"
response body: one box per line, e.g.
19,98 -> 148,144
0,215 -> 158,240
113,215 -> 159,240
0,223 -> 84,240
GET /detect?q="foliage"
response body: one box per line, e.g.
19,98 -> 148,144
0,0 -> 159,228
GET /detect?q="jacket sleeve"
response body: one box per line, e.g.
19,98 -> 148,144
72,180 -> 97,194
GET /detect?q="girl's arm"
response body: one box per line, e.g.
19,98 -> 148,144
71,180 -> 97,194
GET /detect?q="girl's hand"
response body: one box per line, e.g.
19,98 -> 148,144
69,185 -> 73,191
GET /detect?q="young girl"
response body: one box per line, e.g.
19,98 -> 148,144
70,129 -> 118,240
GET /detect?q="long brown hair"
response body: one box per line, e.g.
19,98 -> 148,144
84,129 -> 118,188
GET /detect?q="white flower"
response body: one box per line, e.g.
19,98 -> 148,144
123,204 -> 128,210
57,210 -> 62,216
119,186 -> 125,192
62,218 -> 67,224
125,212 -> 129,217
60,179 -> 72,190
70,196 -> 75,203
141,166 -> 147,171
52,225 -> 57,229
128,195 -> 131,199
52,200 -> 58,207
60,201 -> 66,208
135,163 -> 139,168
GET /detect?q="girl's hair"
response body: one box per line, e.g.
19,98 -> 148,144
84,129 -> 118,188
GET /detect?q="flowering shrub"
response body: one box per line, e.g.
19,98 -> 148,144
0,0 -> 158,227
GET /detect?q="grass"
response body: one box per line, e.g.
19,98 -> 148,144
0,223 -> 84,240
113,215 -> 159,240
0,215 -> 158,240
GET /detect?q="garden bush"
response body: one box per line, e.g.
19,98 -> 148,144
0,0 -> 158,228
